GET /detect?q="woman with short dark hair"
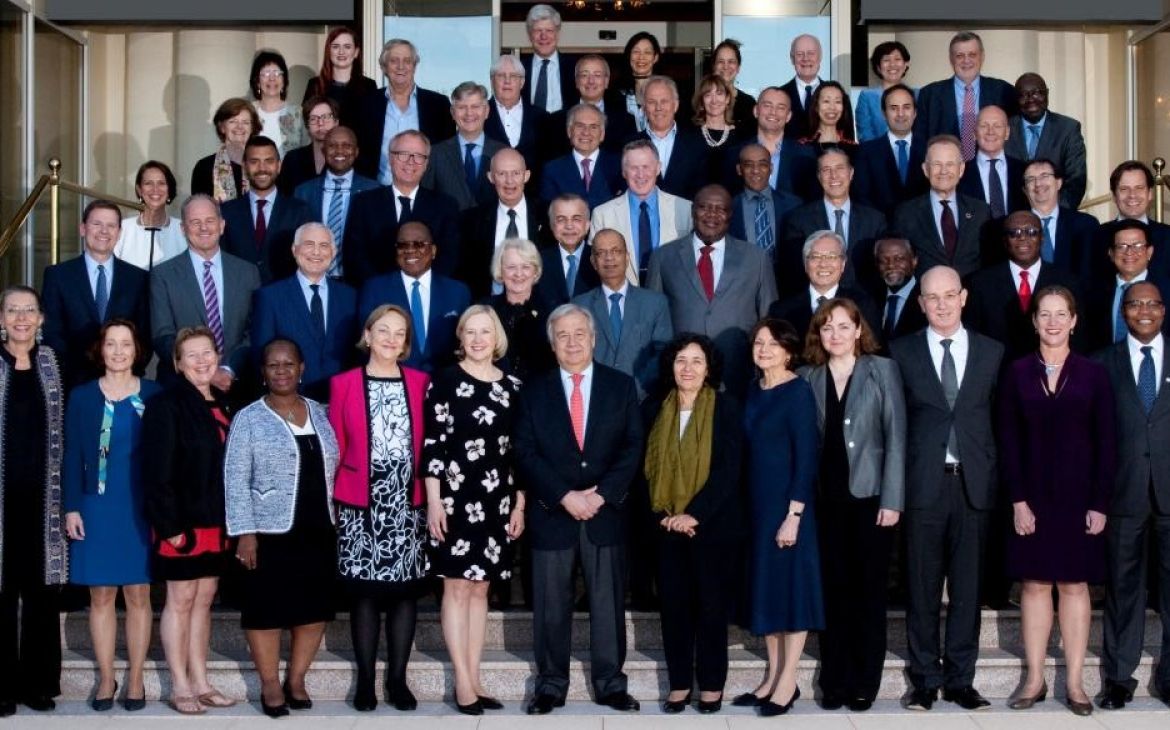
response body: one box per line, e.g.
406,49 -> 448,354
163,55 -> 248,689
856,41 -> 913,142
249,50 -> 307,157
115,161 -> 185,271
190,98 -> 261,202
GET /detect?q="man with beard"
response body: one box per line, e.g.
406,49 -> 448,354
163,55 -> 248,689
871,237 -> 926,342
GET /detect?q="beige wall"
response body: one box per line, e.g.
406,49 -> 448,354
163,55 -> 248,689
84,26 -> 327,202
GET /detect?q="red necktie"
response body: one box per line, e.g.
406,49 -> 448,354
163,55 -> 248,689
569,372 -> 585,450
1018,270 -> 1032,312
960,83 -> 977,160
254,197 -> 268,251
939,199 -> 958,261
581,158 -> 592,192
697,245 -> 715,301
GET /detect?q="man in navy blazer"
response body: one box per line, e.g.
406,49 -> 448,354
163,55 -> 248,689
421,82 -> 506,212
1092,161 -> 1170,287
512,302 -> 644,714
913,32 -> 1016,159
41,200 -> 149,388
485,54 -> 551,189
293,126 -> 380,280
537,194 -> 600,306
718,87 -> 817,200
778,34 -> 824,141
730,143 -> 802,265
870,237 -> 928,342
1005,73 -> 1088,209
343,130 -> 461,285
540,103 -> 624,211
638,76 -> 708,201
357,222 -> 470,372
956,106 -> 1027,223
544,55 -> 637,156
220,136 -> 312,284
1021,158 -> 1098,279
251,222 -> 358,402
854,84 -> 929,212
519,4 -> 578,114
1084,221 -> 1170,352
355,38 -> 455,181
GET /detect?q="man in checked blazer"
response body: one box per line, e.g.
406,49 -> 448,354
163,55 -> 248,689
150,194 -> 261,390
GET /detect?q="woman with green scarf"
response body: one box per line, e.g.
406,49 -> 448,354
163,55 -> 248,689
643,333 -> 744,715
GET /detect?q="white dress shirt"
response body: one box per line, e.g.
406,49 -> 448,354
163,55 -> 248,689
601,281 -> 630,317
1008,259 -> 1042,294
530,51 -> 564,112
248,189 -> 277,229
572,148 -> 600,181
401,268 -> 433,331
822,198 -> 852,245
926,325 -> 969,463
647,124 -> 678,174
976,151 -> 1009,210
494,198 -> 529,246
691,235 -> 726,289
495,100 -> 524,147
1128,332 -> 1164,395
392,185 -> 420,220
808,283 -> 839,311
560,363 -> 594,440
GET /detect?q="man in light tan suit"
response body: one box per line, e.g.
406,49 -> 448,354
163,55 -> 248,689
590,139 -> 691,285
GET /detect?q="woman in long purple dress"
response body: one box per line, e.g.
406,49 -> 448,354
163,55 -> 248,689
997,286 -> 1116,716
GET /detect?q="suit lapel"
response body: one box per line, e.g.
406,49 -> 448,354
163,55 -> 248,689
425,278 -> 446,357
70,258 -> 99,320
180,257 -> 210,326
290,277 -> 325,344
713,241 -> 743,299
589,290 -> 616,353
679,239 -> 708,302
1154,345 -> 1170,416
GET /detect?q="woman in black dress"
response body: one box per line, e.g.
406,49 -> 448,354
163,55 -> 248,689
0,285 -> 67,715
710,39 -> 757,137
142,326 -> 237,715
224,339 -> 340,717
424,305 -> 524,714
488,238 -> 555,382
301,26 -> 376,130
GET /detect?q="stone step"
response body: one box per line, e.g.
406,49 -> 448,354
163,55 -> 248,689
59,645 -> 1161,703
60,607 -> 1165,654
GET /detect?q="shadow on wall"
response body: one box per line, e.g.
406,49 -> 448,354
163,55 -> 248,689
92,131 -> 145,201
289,63 -> 315,104
149,73 -> 212,199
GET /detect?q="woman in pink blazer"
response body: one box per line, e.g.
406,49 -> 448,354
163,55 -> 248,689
329,304 -> 430,712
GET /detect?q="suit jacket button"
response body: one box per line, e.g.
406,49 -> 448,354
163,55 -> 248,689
847,441 -> 855,448
581,461 -> 587,467
844,418 -> 851,425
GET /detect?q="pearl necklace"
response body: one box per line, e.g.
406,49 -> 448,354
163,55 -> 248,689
701,126 -> 732,148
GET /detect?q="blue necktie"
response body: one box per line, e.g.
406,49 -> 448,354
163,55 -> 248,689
1139,345 -> 1158,414
609,292 -> 623,344
884,293 -> 899,339
1115,282 -> 1131,343
534,59 -> 550,110
638,200 -> 652,279
95,263 -> 109,321
309,283 -> 325,336
1026,124 -> 1041,159
565,253 -> 578,297
753,193 -> 774,256
410,280 -> 427,354
326,181 -> 348,276
463,142 -> 477,191
1040,215 -> 1055,263
895,139 -> 909,184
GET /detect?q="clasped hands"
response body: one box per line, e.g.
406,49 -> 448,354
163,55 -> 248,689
562,487 -> 604,520
661,513 -> 698,537
1013,501 -> 1106,536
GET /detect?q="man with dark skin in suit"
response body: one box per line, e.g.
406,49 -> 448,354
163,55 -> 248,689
875,237 -> 919,338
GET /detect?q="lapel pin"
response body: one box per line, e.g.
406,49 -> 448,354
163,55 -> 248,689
964,212 -> 973,220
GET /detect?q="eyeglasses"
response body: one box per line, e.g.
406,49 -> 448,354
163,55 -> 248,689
1005,227 -> 1041,238
807,252 -> 844,262
1113,242 -> 1149,254
1124,299 -> 1165,310
1023,172 -> 1055,186
1018,87 -> 1049,99
396,239 -> 432,250
258,70 -> 284,79
3,306 -> 39,317
390,151 -> 429,164
494,73 -> 524,82
307,113 -> 336,125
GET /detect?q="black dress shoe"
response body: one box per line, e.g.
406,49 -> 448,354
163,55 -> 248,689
1098,681 -> 1133,709
848,697 -> 873,712
731,692 -> 763,707
387,685 -> 417,711
282,681 -> 311,710
477,695 -> 503,710
943,686 -> 991,710
820,689 -> 845,710
91,680 -> 117,712
759,687 -> 800,717
22,696 -> 55,712
696,696 -> 722,713
261,698 -> 290,718
353,688 -> 377,712
526,693 -> 564,715
598,691 -> 640,711
906,687 -> 937,711
122,695 -> 146,712
662,694 -> 689,714
456,699 -> 484,715
1067,697 -> 1094,716
0,700 -> 14,717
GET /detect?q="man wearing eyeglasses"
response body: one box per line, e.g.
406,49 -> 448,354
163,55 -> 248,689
1005,73 -> 1087,209
344,130 -> 460,285
1021,158 -> 1098,280
1086,220 -> 1170,351
356,221 -> 470,372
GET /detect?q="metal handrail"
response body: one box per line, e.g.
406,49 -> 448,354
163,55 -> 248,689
0,158 -> 144,266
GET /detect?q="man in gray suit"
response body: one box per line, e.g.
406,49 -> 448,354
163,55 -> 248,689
150,194 -> 262,391
890,265 -> 1003,712
647,184 -> 777,397
1006,73 -> 1087,209
421,81 -> 506,211
1099,281 -> 1170,710
573,228 -> 672,401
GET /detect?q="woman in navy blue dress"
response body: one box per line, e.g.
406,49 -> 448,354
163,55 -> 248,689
63,320 -> 158,711
734,319 -> 822,716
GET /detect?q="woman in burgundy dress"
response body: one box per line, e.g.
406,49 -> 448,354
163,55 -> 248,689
997,286 -> 1116,716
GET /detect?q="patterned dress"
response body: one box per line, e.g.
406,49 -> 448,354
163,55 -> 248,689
336,376 -> 429,587
422,367 -> 522,581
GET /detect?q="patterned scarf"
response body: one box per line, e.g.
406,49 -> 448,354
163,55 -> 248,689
96,393 -> 146,495
211,143 -> 249,202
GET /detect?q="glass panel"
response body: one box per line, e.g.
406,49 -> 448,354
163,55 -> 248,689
0,2 -> 24,286
722,1 -> 830,104
384,0 -> 494,95
1134,29 -> 1170,222
31,19 -> 82,285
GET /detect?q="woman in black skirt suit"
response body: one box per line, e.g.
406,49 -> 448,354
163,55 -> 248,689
224,339 -> 340,717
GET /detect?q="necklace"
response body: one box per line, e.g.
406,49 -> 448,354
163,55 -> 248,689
701,126 -> 731,148
266,395 -> 299,423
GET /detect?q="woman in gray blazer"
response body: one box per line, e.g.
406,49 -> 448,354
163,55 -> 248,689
800,297 -> 906,711
224,338 -> 339,717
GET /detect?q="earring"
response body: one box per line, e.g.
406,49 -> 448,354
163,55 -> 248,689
0,327 -> 7,343
35,327 -> 42,345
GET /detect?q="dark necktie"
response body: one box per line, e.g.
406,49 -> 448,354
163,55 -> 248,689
95,263 -> 109,321
505,209 -> 519,239
534,58 -> 550,110
803,84 -> 813,112
565,252 -> 578,295
939,199 -> 958,260
463,142 -> 478,191
309,283 -> 325,336
581,158 -> 592,192
1139,345 -> 1158,414
398,195 -> 412,220
1026,124 -> 1041,159
960,84 -> 976,160
895,139 -> 909,184
1040,216 -> 1055,263
833,208 -> 846,243
697,245 -> 715,300
1115,282 -> 1131,343
638,201 -> 653,279
941,338 -> 960,457
609,292 -> 623,343
987,158 -> 1006,218
884,293 -> 899,339
753,193 -> 774,256
254,197 -> 268,251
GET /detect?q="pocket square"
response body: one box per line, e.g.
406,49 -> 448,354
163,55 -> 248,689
444,310 -> 459,317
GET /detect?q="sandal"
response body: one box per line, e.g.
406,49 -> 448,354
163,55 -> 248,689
169,695 -> 206,715
197,689 -> 238,708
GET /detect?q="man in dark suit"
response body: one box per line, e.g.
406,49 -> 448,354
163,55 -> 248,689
220,135 -> 312,284
1006,73 -> 1088,209
485,54 -> 550,185
872,237 -> 927,342
356,221 -> 470,372
1022,158 -> 1098,280
778,34 -> 823,141
513,303 -> 644,715
890,265 -> 1003,712
421,81 -> 505,212
964,211 -> 1083,362
780,147 -> 887,297
293,126 -> 380,280
730,143 -> 802,267
854,84 -> 929,212
1085,220 -> 1170,352
648,185 -> 778,397
768,230 -> 881,341
545,55 -> 636,156
893,134 -> 992,278
519,4 -> 578,114
719,87 -> 817,200
458,148 -> 550,300
355,38 -> 454,182
537,194 -> 600,306
41,199 -> 150,388
150,194 -> 261,390
913,32 -> 1016,160
956,106 -> 1027,225
276,96 -> 338,194
344,130 -> 461,285
251,222 -> 358,402
1098,281 -> 1170,710
637,76 -> 708,201
540,104 -> 624,212
1093,161 -> 1170,285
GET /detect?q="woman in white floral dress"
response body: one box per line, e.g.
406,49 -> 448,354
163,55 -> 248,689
424,305 -> 525,715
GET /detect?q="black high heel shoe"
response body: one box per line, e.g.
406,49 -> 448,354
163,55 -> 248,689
759,686 -> 800,717
282,681 -> 312,710
477,695 -> 504,710
91,680 -> 117,712
662,692 -> 691,713
261,693 -> 289,718
457,698 -> 484,715
697,693 -> 723,713
353,686 -> 377,712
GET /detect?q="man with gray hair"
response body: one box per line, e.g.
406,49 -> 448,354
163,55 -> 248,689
485,53 -> 549,178
767,229 -> 881,340
540,103 -> 624,211
637,75 -> 709,200
421,81 -> 505,211
544,54 -> 636,154
778,34 -> 824,140
513,302 -> 644,715
520,3 -> 578,113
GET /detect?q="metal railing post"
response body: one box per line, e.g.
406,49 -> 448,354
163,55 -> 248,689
48,158 -> 61,265
1154,157 -> 1166,224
